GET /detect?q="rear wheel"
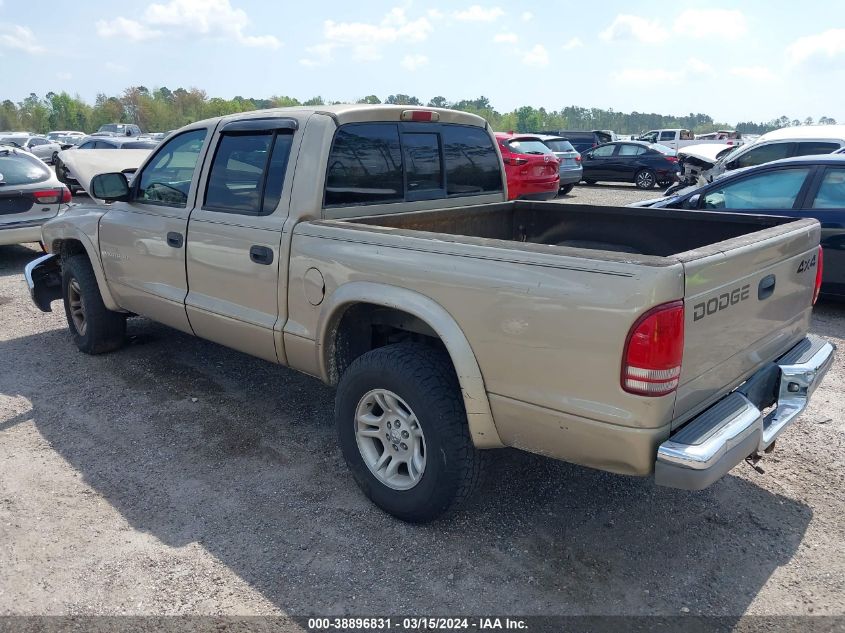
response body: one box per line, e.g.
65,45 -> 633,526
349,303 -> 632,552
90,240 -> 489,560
335,342 -> 486,522
635,169 -> 657,189
62,255 -> 126,354
51,151 -> 59,165
560,184 -> 574,195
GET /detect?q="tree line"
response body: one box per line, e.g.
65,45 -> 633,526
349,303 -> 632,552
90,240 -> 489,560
0,87 -> 837,136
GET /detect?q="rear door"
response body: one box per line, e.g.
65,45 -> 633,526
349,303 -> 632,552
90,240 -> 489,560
184,117 -> 299,363
674,167 -> 820,423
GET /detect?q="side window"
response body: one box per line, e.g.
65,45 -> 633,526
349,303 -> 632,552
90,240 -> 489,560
137,128 -> 207,207
30,138 -> 45,147
325,124 -> 403,207
680,130 -> 694,140
795,142 -> 840,157
702,168 -> 811,210
94,141 -> 116,149
204,131 -> 293,215
735,142 -> 794,169
78,141 -> 95,149
442,125 -> 502,195
592,144 -> 615,157
402,133 -> 443,196
811,168 -> 845,209
618,144 -> 645,156
659,131 -> 675,141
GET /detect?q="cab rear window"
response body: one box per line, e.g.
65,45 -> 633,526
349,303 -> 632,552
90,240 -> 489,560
0,151 -> 51,185
324,123 -> 502,207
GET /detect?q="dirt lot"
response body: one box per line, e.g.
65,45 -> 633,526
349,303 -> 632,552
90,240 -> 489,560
1,184 -> 844,619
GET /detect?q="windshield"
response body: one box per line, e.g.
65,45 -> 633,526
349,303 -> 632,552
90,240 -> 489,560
508,139 -> 555,155
0,151 -> 51,185
0,137 -> 24,147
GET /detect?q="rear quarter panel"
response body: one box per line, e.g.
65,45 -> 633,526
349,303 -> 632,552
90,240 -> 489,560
285,221 -> 685,432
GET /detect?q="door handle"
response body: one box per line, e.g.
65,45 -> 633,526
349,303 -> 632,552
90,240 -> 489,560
758,274 -> 776,300
249,245 -> 274,265
166,232 -> 183,248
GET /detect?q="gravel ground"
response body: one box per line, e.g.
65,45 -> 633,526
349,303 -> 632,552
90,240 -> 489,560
1,186 -> 844,620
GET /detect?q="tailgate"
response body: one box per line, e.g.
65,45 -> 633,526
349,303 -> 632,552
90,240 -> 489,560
673,219 -> 820,426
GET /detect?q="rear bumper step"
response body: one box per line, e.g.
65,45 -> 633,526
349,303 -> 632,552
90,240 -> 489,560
655,335 -> 835,490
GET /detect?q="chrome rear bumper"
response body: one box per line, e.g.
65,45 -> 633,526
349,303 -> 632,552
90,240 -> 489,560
655,335 -> 835,490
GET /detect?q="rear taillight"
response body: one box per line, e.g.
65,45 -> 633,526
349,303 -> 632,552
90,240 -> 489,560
813,246 -> 823,305
503,156 -> 528,166
575,154 -> 582,162
622,301 -> 685,396
61,187 -> 71,204
33,189 -> 63,204
664,156 -> 679,163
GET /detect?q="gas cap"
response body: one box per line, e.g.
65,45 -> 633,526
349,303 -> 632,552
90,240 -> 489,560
303,267 -> 325,306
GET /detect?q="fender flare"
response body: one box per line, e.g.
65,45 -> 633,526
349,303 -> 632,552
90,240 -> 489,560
316,281 -> 503,449
51,231 -> 122,312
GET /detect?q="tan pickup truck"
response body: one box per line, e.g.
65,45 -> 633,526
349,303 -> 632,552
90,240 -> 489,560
25,105 -> 834,522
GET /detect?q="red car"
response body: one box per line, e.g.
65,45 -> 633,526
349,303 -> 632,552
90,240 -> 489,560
495,133 -> 560,200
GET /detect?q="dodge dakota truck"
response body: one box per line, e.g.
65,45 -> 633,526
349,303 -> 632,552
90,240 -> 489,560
25,105 -> 834,522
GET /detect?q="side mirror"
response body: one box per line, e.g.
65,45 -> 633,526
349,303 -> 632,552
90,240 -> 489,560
685,194 -> 701,209
90,172 -> 131,201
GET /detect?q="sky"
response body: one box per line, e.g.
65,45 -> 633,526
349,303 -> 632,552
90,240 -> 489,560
1,0 -> 844,124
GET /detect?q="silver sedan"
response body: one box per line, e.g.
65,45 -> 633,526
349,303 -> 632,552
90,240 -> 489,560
0,135 -> 64,164
0,147 -> 71,246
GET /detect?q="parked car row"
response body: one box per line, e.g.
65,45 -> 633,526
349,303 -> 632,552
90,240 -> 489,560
55,135 -> 159,194
633,154 -> 845,299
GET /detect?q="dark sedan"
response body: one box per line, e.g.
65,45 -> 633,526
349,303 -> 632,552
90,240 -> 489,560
631,154 -> 845,299
580,141 -> 681,189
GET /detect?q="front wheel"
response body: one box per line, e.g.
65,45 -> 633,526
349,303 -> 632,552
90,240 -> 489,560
62,255 -> 126,354
635,169 -> 657,189
51,151 -> 59,165
560,184 -> 574,195
335,342 -> 486,522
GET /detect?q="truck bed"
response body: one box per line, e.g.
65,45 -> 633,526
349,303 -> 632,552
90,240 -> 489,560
347,201 -> 803,260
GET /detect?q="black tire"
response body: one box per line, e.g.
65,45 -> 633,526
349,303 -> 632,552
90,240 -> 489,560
62,255 -> 126,354
51,151 -> 59,165
584,179 -> 597,185
335,342 -> 486,523
560,184 -> 574,195
635,169 -> 657,189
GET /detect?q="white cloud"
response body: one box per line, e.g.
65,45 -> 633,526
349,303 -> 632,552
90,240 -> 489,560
454,5 -> 505,22
521,11 -> 533,22
686,57 -> 715,77
673,9 -> 747,40
614,67 -> 681,83
561,37 -> 583,50
786,28 -> 845,68
0,24 -> 46,54
301,8 -> 433,66
56,71 -> 72,80
99,0 -> 280,48
401,54 -> 429,71
96,17 -> 163,41
600,14 -> 668,44
105,61 -> 129,73
613,58 -> 717,83
730,66 -> 777,81
521,44 -> 549,67
427,8 -> 444,20
493,32 -> 518,44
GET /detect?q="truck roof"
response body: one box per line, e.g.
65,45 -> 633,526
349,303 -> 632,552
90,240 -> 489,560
195,104 -> 489,130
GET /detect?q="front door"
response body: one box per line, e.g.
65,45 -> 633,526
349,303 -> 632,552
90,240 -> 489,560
185,118 -> 298,363
98,127 -> 212,333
